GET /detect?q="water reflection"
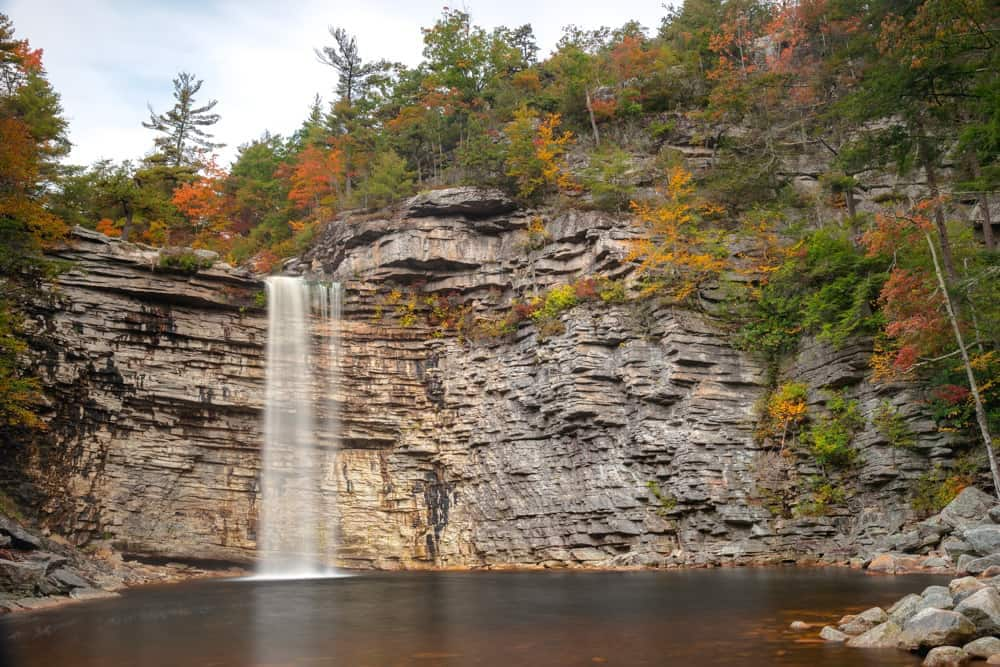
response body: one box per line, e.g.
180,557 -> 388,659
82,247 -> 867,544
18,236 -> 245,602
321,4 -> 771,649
1,569 -> 945,667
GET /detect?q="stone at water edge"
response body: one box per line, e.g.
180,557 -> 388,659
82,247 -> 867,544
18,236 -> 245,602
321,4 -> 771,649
955,587 -> 1000,636
890,594 -> 929,625
789,620 -> 810,631
922,585 -> 956,611
989,654 -> 1000,665
841,607 -> 890,635
922,646 -> 971,667
988,506 -> 1000,524
963,636 -> 1000,659
820,626 -> 849,642
951,577 -> 987,605
897,608 -> 977,651
846,621 -> 903,648
964,555 -> 1000,576
964,526 -> 1000,557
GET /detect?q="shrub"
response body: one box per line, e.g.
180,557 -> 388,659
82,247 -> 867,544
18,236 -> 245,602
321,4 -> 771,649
911,457 -> 979,516
581,147 -> 635,212
795,477 -> 847,517
802,392 -> 863,471
531,284 -> 578,323
757,381 -> 809,449
647,480 -> 678,516
874,401 -> 916,449
157,249 -> 214,273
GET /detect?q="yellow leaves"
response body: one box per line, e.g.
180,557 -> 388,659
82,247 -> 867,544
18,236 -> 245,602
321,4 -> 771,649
628,166 -> 728,303
504,106 -> 575,201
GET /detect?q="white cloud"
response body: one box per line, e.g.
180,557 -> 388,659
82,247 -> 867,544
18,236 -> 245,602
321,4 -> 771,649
5,0 -> 668,167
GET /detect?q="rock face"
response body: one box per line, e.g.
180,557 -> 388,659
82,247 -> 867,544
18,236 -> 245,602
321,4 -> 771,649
2,194 -> 969,568
2,229 -> 266,563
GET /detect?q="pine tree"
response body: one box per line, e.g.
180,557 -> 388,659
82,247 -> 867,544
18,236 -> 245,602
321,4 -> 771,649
143,72 -> 223,168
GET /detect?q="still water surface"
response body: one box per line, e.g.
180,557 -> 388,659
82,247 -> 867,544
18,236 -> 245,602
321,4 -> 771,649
0,568 -> 947,666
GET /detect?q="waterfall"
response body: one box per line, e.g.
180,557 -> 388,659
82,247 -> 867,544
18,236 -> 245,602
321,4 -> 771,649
257,276 -> 342,578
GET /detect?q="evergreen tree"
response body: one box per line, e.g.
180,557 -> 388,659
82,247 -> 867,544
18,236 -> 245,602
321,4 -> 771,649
142,71 -> 223,168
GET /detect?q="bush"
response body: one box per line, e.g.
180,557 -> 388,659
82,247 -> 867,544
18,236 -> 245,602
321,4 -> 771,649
911,458 -> 979,516
531,284 -> 578,323
581,147 -> 635,212
802,392 -> 863,471
874,401 -> 916,449
158,249 -> 214,273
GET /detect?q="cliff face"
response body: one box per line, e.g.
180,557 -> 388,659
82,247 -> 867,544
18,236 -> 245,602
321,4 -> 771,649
5,229 -> 266,563
7,195 -> 958,569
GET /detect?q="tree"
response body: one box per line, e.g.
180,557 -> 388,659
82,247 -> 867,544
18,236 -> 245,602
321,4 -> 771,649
503,106 -> 574,202
356,150 -> 414,209
315,27 -> 387,106
143,72 -> 223,168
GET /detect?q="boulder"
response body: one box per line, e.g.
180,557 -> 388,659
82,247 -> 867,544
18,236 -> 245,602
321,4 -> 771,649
955,588 -> 1000,636
0,516 -> 43,550
951,577 -> 987,605
0,558 -> 47,596
941,488 -> 997,531
965,555 -> 1000,576
923,585 -> 956,610
965,526 -> 1000,557
820,626 -> 849,642
898,608 -> 976,651
988,506 -> 1000,524
789,620 -> 810,631
989,654 -> 1000,665
922,646 -> 970,666
963,636 -> 1000,659
944,537 -> 976,560
847,620 -> 903,648
891,594 -> 929,624
406,187 -> 516,218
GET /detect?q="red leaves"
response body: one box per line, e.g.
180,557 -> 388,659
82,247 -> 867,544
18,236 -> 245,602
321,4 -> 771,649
933,384 -> 971,406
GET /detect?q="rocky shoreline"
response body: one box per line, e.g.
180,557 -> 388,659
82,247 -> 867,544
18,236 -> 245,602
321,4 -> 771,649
0,513 -> 246,615
800,487 -> 1000,665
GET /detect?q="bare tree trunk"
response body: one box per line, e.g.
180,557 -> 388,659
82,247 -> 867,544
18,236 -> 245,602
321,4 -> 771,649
970,156 -> 995,251
121,206 -> 133,242
926,232 -> 1000,499
585,88 -> 600,145
918,135 -> 958,281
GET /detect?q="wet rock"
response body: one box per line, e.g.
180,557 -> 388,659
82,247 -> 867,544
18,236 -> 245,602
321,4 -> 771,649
955,588 -> 1000,636
922,646 -> 970,666
846,620 -> 903,648
898,608 -> 976,651
963,636 -> 1000,659
820,626 -> 849,642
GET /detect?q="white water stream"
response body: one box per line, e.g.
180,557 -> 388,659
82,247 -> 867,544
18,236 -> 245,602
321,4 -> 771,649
257,276 -> 342,578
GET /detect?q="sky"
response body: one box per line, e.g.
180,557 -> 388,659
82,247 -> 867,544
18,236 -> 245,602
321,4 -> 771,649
4,0 -> 670,167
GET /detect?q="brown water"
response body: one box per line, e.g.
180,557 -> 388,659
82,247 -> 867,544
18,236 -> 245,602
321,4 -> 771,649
0,568 -> 945,666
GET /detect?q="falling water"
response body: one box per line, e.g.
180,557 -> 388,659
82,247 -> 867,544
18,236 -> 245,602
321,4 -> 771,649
257,276 -> 342,578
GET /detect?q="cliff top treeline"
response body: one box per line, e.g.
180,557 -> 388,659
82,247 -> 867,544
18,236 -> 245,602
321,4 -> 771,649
0,2 -> 997,503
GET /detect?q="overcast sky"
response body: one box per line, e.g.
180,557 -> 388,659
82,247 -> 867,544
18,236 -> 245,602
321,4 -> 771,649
4,0 -> 670,167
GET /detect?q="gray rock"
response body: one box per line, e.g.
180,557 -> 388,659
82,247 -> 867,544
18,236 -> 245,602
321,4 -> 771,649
859,606 -> 890,624
965,526 -> 1000,557
944,537 -> 976,560
0,516 -> 43,550
0,558 -> 47,596
922,646 -> 970,666
955,588 -> 1000,636
820,625 -> 849,642
49,568 -> 89,590
965,555 -> 1000,576
847,620 -> 903,648
941,488 -> 997,531
951,577 -> 987,604
789,620 -> 810,631
898,608 -> 976,651
963,636 -> 1000,659
407,187 -> 516,218
922,585 -> 956,610
989,507 -> 1000,524
890,594 -> 928,624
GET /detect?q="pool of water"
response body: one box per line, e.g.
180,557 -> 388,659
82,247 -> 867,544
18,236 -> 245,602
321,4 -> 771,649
0,568 -> 946,666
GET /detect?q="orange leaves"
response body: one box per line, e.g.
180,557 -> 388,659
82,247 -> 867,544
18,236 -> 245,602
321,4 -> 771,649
872,267 -> 950,378
862,199 -> 941,257
285,144 -> 343,213
96,218 -> 120,237
0,117 -> 67,248
628,166 -> 727,303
